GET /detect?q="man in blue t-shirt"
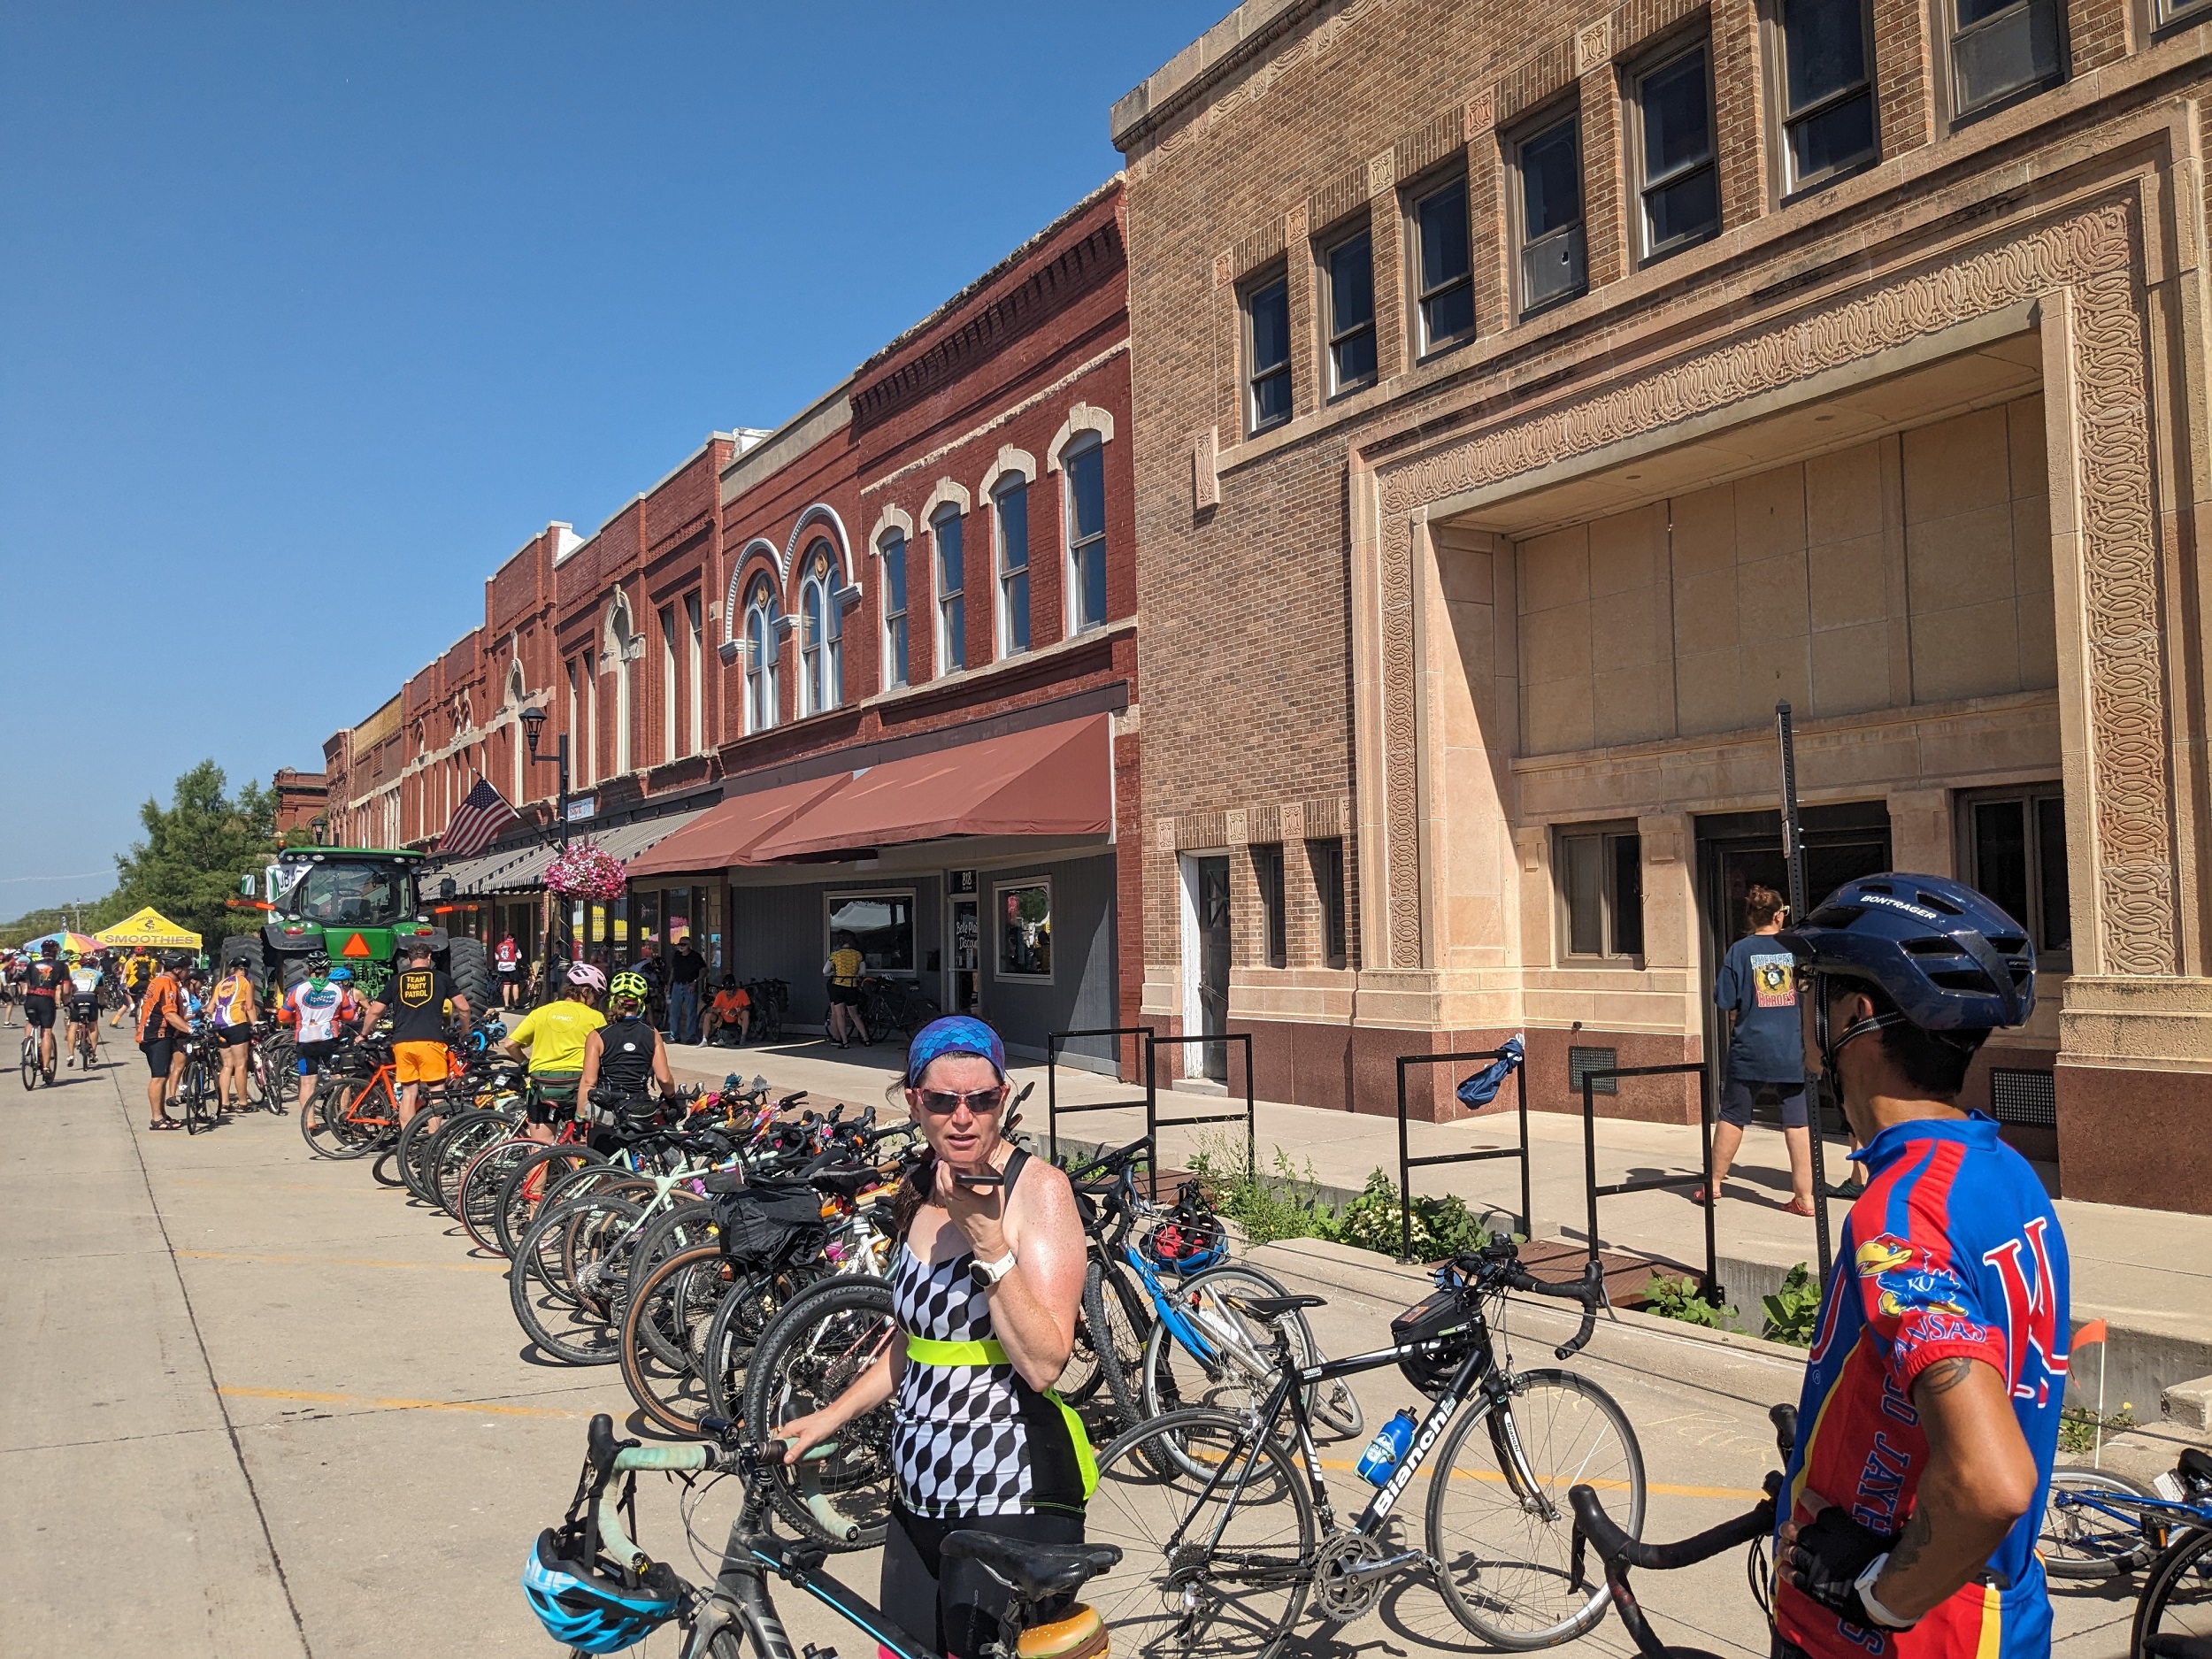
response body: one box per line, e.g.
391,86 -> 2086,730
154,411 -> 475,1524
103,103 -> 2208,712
1703,884 -> 1815,1213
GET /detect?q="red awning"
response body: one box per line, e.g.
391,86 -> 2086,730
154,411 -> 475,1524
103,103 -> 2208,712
749,715 -> 1112,862
625,775 -> 853,877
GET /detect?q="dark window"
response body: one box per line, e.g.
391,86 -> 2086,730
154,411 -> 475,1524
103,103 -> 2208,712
1559,826 -> 1643,959
1310,837 -> 1348,969
1324,228 -> 1377,394
1951,0 -> 2063,118
1960,785 -> 2070,952
1517,116 -> 1586,314
880,532 -> 909,689
1066,440 -> 1110,632
1414,177 -> 1474,353
1254,844 -> 1286,969
1637,46 -> 1719,257
934,507 -> 965,671
1245,274 -> 1293,433
995,478 -> 1030,657
827,892 -> 915,973
1780,0 -> 1878,189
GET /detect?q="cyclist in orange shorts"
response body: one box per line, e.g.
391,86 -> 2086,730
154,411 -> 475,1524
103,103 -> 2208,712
358,937 -> 472,1128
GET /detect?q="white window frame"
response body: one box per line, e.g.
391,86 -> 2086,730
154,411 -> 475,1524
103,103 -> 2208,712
606,593 -> 634,778
933,505 -> 966,675
1409,173 -> 1475,355
1630,39 -> 1721,263
1510,111 -> 1586,318
742,580 -> 779,734
1063,435 -> 1109,636
992,876 -> 1055,984
1772,0 -> 1879,195
798,543 -> 841,718
879,530 -> 910,689
1242,268 -> 1292,434
994,473 -> 1032,659
1320,223 -> 1378,396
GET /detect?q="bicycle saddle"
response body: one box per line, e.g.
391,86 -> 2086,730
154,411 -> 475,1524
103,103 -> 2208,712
806,1165 -> 880,1200
2181,1447 -> 2212,1485
940,1534 -> 1121,1601
1227,1294 -> 1326,1319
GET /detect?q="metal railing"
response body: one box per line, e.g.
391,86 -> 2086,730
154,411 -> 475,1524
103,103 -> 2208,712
1578,1062 -> 1722,1305
1044,1025 -> 1153,1163
1395,1049 -> 1532,1262
1145,1031 -> 1256,1201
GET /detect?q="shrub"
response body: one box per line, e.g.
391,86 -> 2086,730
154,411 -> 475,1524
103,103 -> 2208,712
1186,1139 -> 1340,1245
1642,1272 -> 1737,1329
1761,1263 -> 1823,1347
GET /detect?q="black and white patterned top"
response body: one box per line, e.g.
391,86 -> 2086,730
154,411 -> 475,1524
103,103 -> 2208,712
889,1231 -> 1087,1518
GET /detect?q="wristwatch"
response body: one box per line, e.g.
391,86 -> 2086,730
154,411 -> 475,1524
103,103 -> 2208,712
1853,1555 -> 1916,1630
970,1251 -> 1018,1290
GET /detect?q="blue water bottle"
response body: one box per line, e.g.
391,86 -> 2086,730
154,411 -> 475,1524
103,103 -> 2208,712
1356,1409 -> 1417,1486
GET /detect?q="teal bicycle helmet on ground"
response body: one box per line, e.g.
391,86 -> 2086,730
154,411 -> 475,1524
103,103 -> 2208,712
521,1525 -> 680,1653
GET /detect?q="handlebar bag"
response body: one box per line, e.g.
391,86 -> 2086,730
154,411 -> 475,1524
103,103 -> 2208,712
1391,1286 -> 1489,1398
714,1179 -> 828,1271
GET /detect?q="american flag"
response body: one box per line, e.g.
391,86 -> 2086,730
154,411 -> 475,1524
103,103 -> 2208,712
438,778 -> 521,859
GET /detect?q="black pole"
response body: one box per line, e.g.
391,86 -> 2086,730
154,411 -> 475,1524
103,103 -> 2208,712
1777,701 -> 1835,1286
1582,1074 -> 1601,1270
1397,1057 -> 1413,1264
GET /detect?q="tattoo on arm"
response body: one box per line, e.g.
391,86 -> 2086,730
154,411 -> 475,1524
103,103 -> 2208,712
1886,1505 -> 1932,1573
1916,1357 -> 1976,1396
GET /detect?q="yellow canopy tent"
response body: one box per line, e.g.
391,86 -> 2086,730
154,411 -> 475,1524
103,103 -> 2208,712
95,908 -> 203,949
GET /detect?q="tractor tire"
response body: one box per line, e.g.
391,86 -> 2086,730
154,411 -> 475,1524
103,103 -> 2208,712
220,936 -> 265,979
278,954 -> 311,992
445,936 -> 494,1014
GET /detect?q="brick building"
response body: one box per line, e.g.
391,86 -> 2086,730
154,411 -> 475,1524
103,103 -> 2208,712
1112,0 -> 2212,1207
316,181 -> 1140,1068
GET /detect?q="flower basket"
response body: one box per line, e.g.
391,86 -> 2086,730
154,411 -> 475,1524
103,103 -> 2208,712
544,841 -> 628,901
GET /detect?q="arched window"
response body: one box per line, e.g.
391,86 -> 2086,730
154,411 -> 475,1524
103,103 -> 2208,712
743,577 -> 780,733
1064,434 -> 1109,634
798,541 -> 842,717
933,504 -> 966,673
994,474 -> 1031,657
879,530 -> 910,690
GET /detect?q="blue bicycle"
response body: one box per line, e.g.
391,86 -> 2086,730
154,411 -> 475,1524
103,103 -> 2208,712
2038,1447 -> 2212,1657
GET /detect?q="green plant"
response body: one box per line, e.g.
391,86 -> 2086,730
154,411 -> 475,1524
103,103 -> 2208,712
2057,1402 -> 2135,1455
1642,1272 -> 1737,1329
1186,1138 -> 1340,1245
1761,1263 -> 1823,1347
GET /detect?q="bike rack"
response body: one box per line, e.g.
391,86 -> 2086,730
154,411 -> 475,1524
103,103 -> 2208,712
1579,1062 -> 1722,1305
1144,1032 -> 1256,1202
1395,1049 -> 1533,1263
1043,1025 -> 1154,1164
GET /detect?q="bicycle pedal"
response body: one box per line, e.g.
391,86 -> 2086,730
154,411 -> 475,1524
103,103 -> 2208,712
803,1645 -> 841,1659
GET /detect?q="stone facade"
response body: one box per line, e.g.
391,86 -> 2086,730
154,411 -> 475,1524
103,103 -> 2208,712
1114,0 -> 2212,1210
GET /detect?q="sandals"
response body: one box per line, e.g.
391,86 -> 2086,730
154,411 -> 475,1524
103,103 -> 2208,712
1783,1197 -> 1817,1217
1690,1185 -> 1714,1205
148,1117 -> 182,1132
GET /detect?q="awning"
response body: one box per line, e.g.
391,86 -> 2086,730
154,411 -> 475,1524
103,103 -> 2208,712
749,714 -> 1111,862
436,845 -> 527,897
627,775 -> 852,877
94,909 -> 201,949
480,808 -> 710,895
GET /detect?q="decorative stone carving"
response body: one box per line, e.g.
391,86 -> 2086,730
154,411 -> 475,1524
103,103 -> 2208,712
1465,87 -> 1495,137
1575,17 -> 1613,73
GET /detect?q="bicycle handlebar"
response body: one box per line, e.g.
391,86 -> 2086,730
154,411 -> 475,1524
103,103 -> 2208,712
1571,1478 -> 1779,1574
1464,1249 -> 1607,1359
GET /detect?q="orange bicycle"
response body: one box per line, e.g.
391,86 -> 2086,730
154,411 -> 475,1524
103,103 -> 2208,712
300,1041 -> 403,1159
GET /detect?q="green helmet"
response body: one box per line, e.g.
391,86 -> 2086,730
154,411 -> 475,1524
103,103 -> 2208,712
610,971 -> 649,1005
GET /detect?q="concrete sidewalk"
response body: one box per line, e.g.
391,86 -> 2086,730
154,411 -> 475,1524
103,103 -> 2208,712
666,1031 -> 2212,1421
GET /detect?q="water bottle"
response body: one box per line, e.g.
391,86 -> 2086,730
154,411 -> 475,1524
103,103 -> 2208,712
1356,1408 -> 1417,1486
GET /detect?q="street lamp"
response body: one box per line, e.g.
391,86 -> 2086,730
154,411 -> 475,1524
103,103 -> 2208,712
310,814 -> 328,847
518,704 -> 572,992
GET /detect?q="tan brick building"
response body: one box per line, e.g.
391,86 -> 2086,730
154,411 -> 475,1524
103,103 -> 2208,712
1112,0 -> 2212,1209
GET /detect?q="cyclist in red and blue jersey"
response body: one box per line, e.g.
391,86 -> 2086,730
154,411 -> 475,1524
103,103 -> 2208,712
1772,873 -> 2060,1659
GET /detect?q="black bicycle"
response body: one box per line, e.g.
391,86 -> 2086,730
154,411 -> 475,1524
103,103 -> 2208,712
534,1412 -> 1119,1659
1080,1234 -> 1641,1658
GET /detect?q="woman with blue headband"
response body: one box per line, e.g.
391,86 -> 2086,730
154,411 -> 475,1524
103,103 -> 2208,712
775,1015 -> 1094,1659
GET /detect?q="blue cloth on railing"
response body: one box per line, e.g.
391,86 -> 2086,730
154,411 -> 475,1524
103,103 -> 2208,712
1455,1036 -> 1524,1110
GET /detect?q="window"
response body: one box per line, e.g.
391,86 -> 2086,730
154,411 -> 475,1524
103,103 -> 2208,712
742,578 -> 778,733
995,477 -> 1031,657
1413,175 -> 1475,353
1516,114 -> 1586,314
2155,0 -> 2211,27
1778,0 -> 1878,190
1244,272 -> 1292,434
995,879 -> 1053,980
827,891 -> 915,974
580,657 -> 596,786
1065,438 -> 1110,634
798,542 -> 841,717
1958,785 -> 2070,953
1323,228 -> 1377,395
1949,0 -> 2063,119
1253,844 -> 1286,969
608,596 -> 634,778
933,506 -> 966,672
879,531 -> 910,689
684,592 -> 703,756
659,603 -> 679,764
1310,837 -> 1348,970
1634,44 -> 1720,258
1557,826 -> 1644,959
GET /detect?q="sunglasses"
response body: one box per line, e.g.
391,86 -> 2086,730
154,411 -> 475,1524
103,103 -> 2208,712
914,1085 -> 1009,1117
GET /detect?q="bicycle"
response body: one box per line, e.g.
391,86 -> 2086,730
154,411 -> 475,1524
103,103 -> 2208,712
299,1041 -> 403,1158
2032,1446 -> 2212,1657
20,1024 -> 54,1090
741,979 -> 789,1045
67,1002 -> 100,1072
1080,1234 -> 1640,1657
856,975 -> 940,1046
530,1411 -> 1120,1659
175,1025 -> 222,1134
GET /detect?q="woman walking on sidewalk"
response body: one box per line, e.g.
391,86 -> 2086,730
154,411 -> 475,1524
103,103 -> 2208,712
1699,884 -> 1816,1214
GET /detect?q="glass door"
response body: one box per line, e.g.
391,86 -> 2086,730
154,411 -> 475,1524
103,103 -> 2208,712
948,895 -> 980,1016
1197,855 -> 1232,1080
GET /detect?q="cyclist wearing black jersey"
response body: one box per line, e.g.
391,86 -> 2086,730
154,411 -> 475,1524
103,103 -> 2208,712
21,941 -> 70,1074
577,970 -> 673,1116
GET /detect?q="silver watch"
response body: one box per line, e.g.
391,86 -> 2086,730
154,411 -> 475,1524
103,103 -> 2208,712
969,1251 -> 1018,1289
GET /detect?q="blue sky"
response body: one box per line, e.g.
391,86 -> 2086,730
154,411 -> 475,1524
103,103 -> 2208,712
0,0 -> 1219,917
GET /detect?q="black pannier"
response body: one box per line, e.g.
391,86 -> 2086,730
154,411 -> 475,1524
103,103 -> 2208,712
713,1179 -> 828,1271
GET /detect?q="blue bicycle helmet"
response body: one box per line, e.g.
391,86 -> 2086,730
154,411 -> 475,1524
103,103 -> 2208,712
521,1527 -> 680,1654
1778,872 -> 2034,1066
326,965 -> 353,983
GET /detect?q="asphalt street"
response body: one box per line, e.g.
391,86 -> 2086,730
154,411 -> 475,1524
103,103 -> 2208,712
2,1025 -> 2149,1658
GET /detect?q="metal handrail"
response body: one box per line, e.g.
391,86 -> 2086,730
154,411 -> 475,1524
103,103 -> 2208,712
1144,1032 -> 1255,1200
1395,1049 -> 1532,1262
1579,1062 -> 1722,1305
1043,1025 -> 1153,1163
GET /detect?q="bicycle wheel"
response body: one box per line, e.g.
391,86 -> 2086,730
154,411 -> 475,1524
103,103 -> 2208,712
491,1144 -> 603,1259
618,1241 -> 733,1436
741,1276 -> 898,1549
300,1078 -> 375,1157
1425,1368 -> 1645,1649
394,1106 -> 450,1203
2134,1523 -> 2212,1659
1087,1256 -> 1155,1435
1141,1264 -> 1359,1437
626,1199 -> 720,1363
455,1133 -> 538,1254
431,1111 -> 519,1216
510,1196 -> 641,1364
21,1040 -> 37,1091
2040,1467 -> 2163,1579
1084,1408 -> 1317,1659
182,1059 -> 219,1134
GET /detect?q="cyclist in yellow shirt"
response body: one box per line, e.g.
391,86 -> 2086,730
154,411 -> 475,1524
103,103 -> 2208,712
825,933 -> 871,1049
499,960 -> 605,1143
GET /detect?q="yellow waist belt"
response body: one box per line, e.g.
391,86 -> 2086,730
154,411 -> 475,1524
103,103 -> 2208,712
904,1335 -> 1098,1499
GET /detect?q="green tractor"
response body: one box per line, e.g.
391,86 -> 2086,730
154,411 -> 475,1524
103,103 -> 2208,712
224,847 -> 493,1010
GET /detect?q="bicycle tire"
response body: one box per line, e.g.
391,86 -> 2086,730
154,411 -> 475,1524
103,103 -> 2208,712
455,1133 -> 539,1254
394,1106 -> 450,1203
1140,1263 -> 1345,1428
618,1241 -> 733,1436
510,1195 -> 642,1364
2133,1520 -> 2212,1658
432,1111 -> 521,1216
1087,1256 -> 1154,1436
21,1041 -> 37,1091
741,1275 -> 898,1549
1425,1367 -> 1646,1649
1084,1407 -> 1317,1659
625,1198 -> 720,1363
372,1148 -> 408,1187
299,1078 -> 373,1157
698,1263 -> 816,1420
181,1057 -> 219,1134
2040,1467 -> 2164,1579
491,1144 -> 604,1259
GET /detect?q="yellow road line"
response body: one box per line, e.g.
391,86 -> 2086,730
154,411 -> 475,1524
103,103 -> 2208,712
177,1248 -> 503,1274
1315,1457 -> 1758,1500
219,1386 -> 580,1419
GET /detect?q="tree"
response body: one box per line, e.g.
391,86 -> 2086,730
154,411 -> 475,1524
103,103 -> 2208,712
104,761 -> 279,946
